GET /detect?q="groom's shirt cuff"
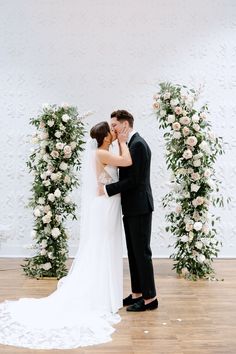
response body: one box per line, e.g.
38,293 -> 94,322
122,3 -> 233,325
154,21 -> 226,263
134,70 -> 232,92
104,185 -> 109,197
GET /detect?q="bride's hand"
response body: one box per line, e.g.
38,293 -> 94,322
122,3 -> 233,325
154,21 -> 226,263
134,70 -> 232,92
118,128 -> 129,144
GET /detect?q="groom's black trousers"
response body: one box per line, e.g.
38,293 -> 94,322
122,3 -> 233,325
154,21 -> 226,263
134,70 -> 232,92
123,213 -> 156,299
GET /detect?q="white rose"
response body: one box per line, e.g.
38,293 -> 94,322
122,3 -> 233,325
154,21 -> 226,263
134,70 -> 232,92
64,145 -> 72,155
193,222 -> 203,231
64,175 -> 71,184
40,132 -> 49,140
172,122 -> 181,131
206,179 -> 215,189
42,214 -> 51,224
208,131 -> 215,140
40,141 -> 48,149
59,162 -> 68,171
51,228 -> 61,238
41,239 -> 47,248
64,153 -> 72,159
38,197 -> 45,205
54,188 -> 61,198
55,131 -> 62,138
51,150 -> 59,158
48,193 -> 55,202
64,196 -> 71,204
175,205 -> 182,213
193,159 -> 201,167
70,141 -> 77,150
170,98 -> 179,106
191,172 -> 200,181
31,230 -> 37,239
175,106 -> 183,115
60,124 -> 66,131
195,241 -> 203,250
47,120 -> 54,127
182,127 -> 190,136
193,153 -> 203,160
199,141 -> 210,153
196,196 -> 204,205
44,205 -> 51,213
42,262 -> 52,270
193,211 -> 200,221
47,164 -> 55,172
55,215 -> 63,223
159,110 -> 166,117
200,112 -> 207,120
50,173 -> 58,181
43,154 -> 50,162
62,114 -> 70,122
202,224 -> 209,235
197,254 -> 206,263
163,92 -> 171,100
181,235 -> 189,242
173,131 -> 181,139
179,116 -> 191,125
34,208 -> 41,217
167,115 -> 175,124
40,172 -> 47,180
204,169 -> 212,178
31,137 -> 39,144
191,184 -> 200,193
186,136 -> 198,147
40,249 -> 47,256
202,238 -> 210,246
185,223 -> 193,232
48,252 -> 54,259
153,102 -> 160,110
192,114 -> 199,123
183,149 -> 193,160
56,142 -> 64,150
39,121 -> 45,129
43,180 -> 50,187
193,123 -> 200,132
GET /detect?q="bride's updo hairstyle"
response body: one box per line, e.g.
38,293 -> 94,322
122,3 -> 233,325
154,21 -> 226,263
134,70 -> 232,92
90,121 -> 111,148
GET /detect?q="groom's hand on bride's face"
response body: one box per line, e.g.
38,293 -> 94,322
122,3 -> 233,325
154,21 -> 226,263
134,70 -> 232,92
98,184 -> 105,196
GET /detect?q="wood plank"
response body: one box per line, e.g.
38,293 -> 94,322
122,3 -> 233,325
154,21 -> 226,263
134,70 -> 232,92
0,258 -> 236,354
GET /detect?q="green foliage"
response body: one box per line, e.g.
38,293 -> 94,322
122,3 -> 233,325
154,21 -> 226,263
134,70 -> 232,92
153,82 -> 226,280
22,103 -> 86,279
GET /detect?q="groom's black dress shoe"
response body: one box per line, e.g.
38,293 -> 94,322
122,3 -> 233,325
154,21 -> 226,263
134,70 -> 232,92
123,294 -> 143,306
126,298 -> 158,312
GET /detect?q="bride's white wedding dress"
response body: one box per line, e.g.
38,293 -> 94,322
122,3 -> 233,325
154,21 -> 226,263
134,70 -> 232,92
0,142 -> 123,350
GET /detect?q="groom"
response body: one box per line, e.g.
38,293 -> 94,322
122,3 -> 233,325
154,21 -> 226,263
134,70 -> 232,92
105,110 -> 157,312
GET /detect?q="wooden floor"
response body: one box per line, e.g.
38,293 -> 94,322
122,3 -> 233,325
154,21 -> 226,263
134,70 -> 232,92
0,258 -> 236,354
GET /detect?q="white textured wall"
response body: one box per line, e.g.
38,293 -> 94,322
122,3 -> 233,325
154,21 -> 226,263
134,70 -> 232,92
0,0 -> 235,258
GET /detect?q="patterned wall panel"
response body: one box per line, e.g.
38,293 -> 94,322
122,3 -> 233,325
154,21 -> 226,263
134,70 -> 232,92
0,0 -> 235,257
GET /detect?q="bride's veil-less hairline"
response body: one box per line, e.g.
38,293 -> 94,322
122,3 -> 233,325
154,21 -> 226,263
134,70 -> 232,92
68,138 -> 98,274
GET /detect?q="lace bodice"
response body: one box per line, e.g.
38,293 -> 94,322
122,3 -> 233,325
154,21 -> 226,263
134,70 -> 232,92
98,165 -> 119,185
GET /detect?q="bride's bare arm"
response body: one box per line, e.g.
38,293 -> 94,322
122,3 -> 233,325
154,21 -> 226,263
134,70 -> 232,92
97,141 -> 132,167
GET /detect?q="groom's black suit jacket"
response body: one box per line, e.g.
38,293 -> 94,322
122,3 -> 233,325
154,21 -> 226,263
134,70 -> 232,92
106,132 -> 154,216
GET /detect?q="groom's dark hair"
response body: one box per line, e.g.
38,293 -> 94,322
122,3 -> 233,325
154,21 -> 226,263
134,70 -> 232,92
111,110 -> 134,128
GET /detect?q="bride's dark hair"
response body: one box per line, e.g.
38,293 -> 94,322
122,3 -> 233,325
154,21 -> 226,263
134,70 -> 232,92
90,121 -> 111,148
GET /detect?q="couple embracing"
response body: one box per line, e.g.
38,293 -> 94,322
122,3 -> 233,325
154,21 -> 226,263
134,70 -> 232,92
0,110 -> 157,350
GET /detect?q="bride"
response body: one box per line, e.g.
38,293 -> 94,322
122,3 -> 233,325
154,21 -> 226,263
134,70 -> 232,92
0,121 -> 132,350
